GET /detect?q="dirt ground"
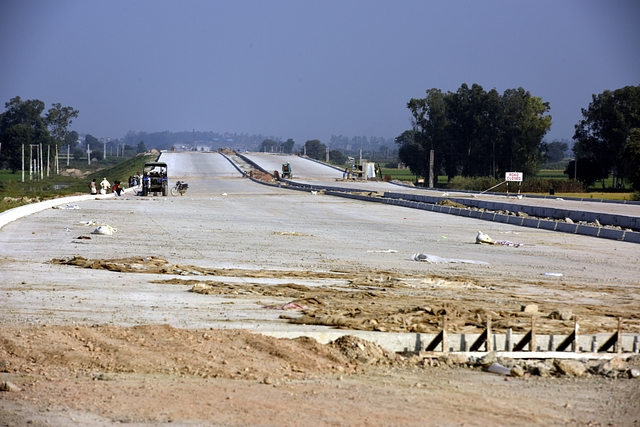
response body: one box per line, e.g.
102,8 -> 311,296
1,152 -> 640,426
49,255 -> 640,336
2,324 -> 640,427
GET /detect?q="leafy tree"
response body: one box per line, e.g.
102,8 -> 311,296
259,139 -> 278,152
500,88 -> 551,176
92,149 -> 104,161
544,140 -> 568,163
304,139 -> 327,160
573,85 -> 640,188
282,138 -> 295,154
624,128 -> 640,191
73,148 -> 84,160
46,103 -> 79,148
1,124 -> 32,172
329,149 -> 347,164
65,130 -> 79,149
564,158 -> 605,187
395,130 -> 426,179
445,83 -> 488,177
407,88 -> 449,180
85,134 -> 99,150
0,97 -> 53,172
136,140 -> 147,153
400,84 -> 551,182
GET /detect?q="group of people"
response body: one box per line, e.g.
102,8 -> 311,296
89,178 -> 111,195
90,175 -> 138,196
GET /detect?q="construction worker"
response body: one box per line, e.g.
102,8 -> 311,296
100,177 -> 110,194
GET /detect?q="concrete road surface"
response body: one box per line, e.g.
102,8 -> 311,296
1,152 -> 639,337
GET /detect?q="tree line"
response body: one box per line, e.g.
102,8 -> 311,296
570,85 -> 640,189
0,97 -> 79,173
397,83 -> 552,182
397,83 -> 640,192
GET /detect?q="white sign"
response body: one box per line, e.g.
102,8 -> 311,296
505,172 -> 523,182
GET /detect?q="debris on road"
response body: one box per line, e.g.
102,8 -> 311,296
91,225 -> 117,235
412,253 -> 489,265
52,204 -> 80,210
476,230 -> 495,244
263,302 -> 309,311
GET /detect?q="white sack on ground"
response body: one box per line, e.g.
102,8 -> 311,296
411,253 -> 489,265
91,225 -> 117,235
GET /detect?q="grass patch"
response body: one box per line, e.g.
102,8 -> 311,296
380,168 -> 448,185
535,192 -> 634,201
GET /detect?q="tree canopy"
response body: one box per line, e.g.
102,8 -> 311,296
0,96 -> 78,172
398,84 -> 551,183
572,85 -> 640,188
304,139 -> 327,160
544,140 -> 569,163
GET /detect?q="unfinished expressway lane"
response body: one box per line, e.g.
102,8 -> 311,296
1,151 -> 639,426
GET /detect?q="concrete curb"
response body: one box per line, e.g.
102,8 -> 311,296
326,191 -> 640,244
0,187 -> 144,231
0,193 -> 118,230
384,191 -> 640,230
389,181 -> 640,206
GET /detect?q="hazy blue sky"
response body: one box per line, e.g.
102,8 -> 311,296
1,0 -> 639,146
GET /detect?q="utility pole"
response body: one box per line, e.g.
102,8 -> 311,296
428,150 -> 434,188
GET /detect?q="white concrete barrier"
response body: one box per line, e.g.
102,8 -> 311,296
0,192 -> 119,230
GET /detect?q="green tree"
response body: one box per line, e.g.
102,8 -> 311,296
46,103 -> 79,149
573,85 -> 640,188
407,88 -> 450,180
304,139 -> 326,160
65,130 -> 79,149
445,83 -> 489,177
259,139 -> 278,152
136,140 -> 147,153
92,149 -> 104,161
395,130 -> 425,180
2,124 -> 32,173
329,149 -> 347,164
500,88 -> 552,176
0,97 -> 52,172
84,134 -> 100,153
399,84 -> 551,182
282,138 -> 295,154
624,128 -> 640,191
544,140 -> 569,163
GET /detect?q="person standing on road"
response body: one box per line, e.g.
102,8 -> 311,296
112,180 -> 122,196
100,177 -> 110,194
89,178 -> 97,195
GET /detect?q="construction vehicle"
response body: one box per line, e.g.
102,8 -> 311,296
141,162 -> 168,196
281,162 -> 292,179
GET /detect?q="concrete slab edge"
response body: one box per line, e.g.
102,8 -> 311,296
0,193 -> 116,230
259,329 -> 640,355
388,181 -> 640,206
384,191 -> 640,230
319,192 -> 640,244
